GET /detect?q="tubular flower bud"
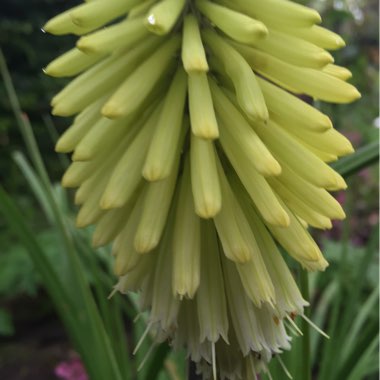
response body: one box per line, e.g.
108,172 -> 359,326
44,0 -> 359,378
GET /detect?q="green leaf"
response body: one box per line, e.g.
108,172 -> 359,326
331,140 -> 379,178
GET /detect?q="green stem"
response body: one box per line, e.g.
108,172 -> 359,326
300,268 -> 311,380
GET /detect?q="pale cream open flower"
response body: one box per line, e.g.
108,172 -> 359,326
44,0 -> 359,378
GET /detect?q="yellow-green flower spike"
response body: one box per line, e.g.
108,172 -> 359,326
145,0 -> 186,35
128,0 -> 157,19
113,195 -> 145,276
211,84 -> 281,177
92,198 -> 138,248
244,206 -> 309,316
204,30 -> 269,122
101,36 -> 181,119
222,256 -> 270,355
182,15 -> 209,73
235,43 -> 361,103
254,120 -> 343,188
134,134 -> 184,253
254,29 -> 334,69
76,17 -> 150,55
196,0 -> 268,46
44,48 -> 107,78
150,208 -> 180,331
143,67 -> 188,181
197,220 -> 229,343
70,0 -> 140,29
100,106 -> 160,209
172,157 -> 201,299
323,64 -> 353,80
224,0 -> 322,27
213,155 -> 260,264
44,0 -> 360,377
286,25 -> 346,50
43,6 -> 93,36
190,135 -> 221,219
257,77 -> 332,132
52,36 -> 161,116
72,114 -> 133,162
55,96 -> 107,153
188,72 -> 219,139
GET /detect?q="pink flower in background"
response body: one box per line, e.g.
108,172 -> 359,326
55,356 -> 88,380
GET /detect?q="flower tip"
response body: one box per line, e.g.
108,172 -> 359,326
52,103 -> 74,117
318,257 -> 329,271
91,235 -> 104,249
72,148 -> 90,162
314,12 -> 322,24
184,61 -> 210,75
142,165 -> 166,182
43,65 -> 58,77
113,262 -> 125,277
338,139 -> 355,156
323,35 -> 345,51
255,108 -> 270,123
76,38 -> 95,54
322,219 -> 333,230
262,159 -> 282,177
134,236 -> 157,254
321,115 -> 333,131
55,139 -> 68,153
99,193 -> 125,210
352,88 -> 362,101
193,125 -> 219,140
75,216 -> 88,229
196,202 -> 221,219
271,210 -> 291,228
324,179 -> 347,192
336,210 -> 346,220
61,174 -> 75,188
99,197 -> 114,210
101,103 -> 123,119
41,21 -> 52,33
303,255 -> 328,271
174,286 -> 198,300
42,19 -> 65,35
50,94 -> 60,107
346,144 -> 355,155
248,23 -> 268,39
145,14 -> 166,36
232,248 -> 252,264
319,52 -> 334,66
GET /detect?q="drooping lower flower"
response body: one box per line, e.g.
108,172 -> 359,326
43,0 -> 360,378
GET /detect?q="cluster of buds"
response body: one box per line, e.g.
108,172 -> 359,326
43,0 -> 360,378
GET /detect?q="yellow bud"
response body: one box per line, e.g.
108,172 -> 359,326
181,15 -> 209,73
